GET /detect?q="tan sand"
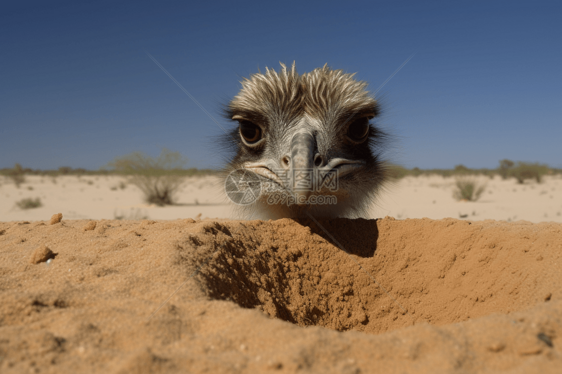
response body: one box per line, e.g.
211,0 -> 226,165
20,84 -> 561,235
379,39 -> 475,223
1,174 -> 561,222
0,216 -> 560,373
0,175 -> 230,222
376,175 -> 562,223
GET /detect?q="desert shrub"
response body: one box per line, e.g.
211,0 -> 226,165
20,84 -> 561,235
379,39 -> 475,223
106,149 -> 187,206
387,165 -> 410,179
7,163 -> 26,187
509,162 -> 549,184
58,166 -> 72,175
424,168 -> 453,177
453,164 -> 470,175
498,159 -> 514,179
411,167 -> 423,177
114,208 -> 149,220
109,181 -> 127,191
453,178 -> 486,201
16,197 -> 42,209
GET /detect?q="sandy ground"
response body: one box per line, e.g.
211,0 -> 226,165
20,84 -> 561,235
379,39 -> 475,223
0,217 -> 561,373
1,174 -> 561,223
1,174 -> 561,373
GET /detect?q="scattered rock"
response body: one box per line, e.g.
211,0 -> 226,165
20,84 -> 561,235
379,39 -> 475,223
537,333 -> 553,347
96,224 -> 109,235
30,245 -> 57,264
50,213 -> 63,225
487,342 -> 505,352
83,221 -> 97,231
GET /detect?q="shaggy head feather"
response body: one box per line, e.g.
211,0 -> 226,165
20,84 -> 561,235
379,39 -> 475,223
222,62 -> 389,220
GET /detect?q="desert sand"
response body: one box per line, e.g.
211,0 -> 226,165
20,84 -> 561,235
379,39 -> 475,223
1,174 -> 561,223
1,174 -> 561,373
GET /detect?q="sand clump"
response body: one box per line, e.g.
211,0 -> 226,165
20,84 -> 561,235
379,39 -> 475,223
50,213 -> 63,225
0,217 -> 560,373
82,221 -> 97,231
29,244 -> 57,264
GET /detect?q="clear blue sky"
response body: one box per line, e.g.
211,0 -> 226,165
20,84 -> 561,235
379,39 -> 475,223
1,0 -> 560,170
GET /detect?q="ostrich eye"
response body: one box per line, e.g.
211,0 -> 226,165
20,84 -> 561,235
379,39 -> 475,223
239,120 -> 262,145
346,117 -> 370,143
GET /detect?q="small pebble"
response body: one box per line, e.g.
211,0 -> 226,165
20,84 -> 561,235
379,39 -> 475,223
487,342 -> 505,352
30,245 -> 57,264
83,221 -> 97,231
50,213 -> 63,225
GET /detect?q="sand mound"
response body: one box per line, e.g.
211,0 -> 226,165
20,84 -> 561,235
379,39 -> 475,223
0,217 -> 560,373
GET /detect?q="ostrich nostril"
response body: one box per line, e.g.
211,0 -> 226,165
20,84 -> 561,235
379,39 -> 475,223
282,156 -> 290,169
314,154 -> 323,167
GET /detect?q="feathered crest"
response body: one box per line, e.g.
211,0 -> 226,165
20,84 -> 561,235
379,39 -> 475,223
303,64 -> 378,121
229,62 -> 303,122
228,63 -> 378,123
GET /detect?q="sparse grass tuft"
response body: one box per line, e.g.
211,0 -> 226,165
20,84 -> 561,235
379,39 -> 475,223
453,178 -> 486,201
114,208 -> 149,220
110,181 -> 128,191
15,197 -> 42,210
106,149 -> 187,206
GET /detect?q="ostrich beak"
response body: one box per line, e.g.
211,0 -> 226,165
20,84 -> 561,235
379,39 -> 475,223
242,129 -> 366,207
289,131 -> 315,204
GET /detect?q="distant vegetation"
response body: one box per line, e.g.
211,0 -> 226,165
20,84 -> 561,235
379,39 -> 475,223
1,157 -> 558,199
453,178 -> 486,202
5,163 -> 26,187
104,149 -> 190,206
114,208 -> 149,220
499,161 -> 550,184
0,162 -> 217,178
388,160 -> 559,182
15,197 -> 42,210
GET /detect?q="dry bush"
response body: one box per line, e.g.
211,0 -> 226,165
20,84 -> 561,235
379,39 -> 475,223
498,159 -> 514,179
497,160 -> 549,183
510,162 -> 549,184
107,149 -> 187,206
15,197 -> 42,210
453,178 -> 486,201
110,181 -> 128,191
387,164 -> 410,179
114,208 -> 149,220
7,163 -> 26,188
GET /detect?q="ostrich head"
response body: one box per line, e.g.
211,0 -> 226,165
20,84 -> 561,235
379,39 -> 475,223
222,63 -> 389,220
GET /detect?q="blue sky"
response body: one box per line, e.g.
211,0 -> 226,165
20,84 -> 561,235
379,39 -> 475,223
1,0 -> 560,170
